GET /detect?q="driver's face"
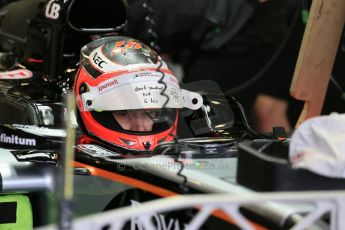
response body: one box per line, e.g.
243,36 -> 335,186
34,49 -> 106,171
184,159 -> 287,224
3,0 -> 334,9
112,109 -> 158,132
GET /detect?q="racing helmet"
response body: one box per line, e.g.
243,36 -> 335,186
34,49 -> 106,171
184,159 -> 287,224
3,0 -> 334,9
74,36 -> 203,151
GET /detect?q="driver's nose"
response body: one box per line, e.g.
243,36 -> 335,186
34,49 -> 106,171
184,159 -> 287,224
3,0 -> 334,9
130,111 -> 152,132
131,117 -> 146,131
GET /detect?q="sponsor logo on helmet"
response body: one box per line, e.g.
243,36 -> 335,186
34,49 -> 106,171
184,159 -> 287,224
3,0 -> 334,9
134,72 -> 161,78
113,40 -> 142,49
109,41 -> 143,56
98,79 -> 119,92
93,52 -> 107,68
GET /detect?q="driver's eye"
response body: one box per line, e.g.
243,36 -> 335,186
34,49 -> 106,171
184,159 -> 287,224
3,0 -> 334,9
115,111 -> 128,117
145,110 -> 159,119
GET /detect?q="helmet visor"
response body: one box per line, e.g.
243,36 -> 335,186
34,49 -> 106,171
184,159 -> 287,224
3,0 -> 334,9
80,71 -> 203,112
91,108 -> 177,134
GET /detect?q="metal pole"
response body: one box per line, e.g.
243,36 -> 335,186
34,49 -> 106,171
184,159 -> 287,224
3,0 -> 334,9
58,93 -> 76,230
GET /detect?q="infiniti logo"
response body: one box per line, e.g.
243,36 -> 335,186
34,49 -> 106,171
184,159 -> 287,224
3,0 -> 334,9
0,133 -> 36,146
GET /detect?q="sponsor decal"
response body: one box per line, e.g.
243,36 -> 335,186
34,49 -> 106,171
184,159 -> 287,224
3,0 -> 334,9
125,41 -> 142,49
92,52 -> 107,68
134,72 -> 161,78
0,69 -> 33,79
0,133 -> 36,146
98,79 -> 119,92
110,40 -> 142,55
45,0 -> 61,19
76,144 -> 121,157
131,200 -> 186,230
114,40 -> 142,49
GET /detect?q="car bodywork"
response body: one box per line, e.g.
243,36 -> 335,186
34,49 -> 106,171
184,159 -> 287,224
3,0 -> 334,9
0,0 -> 336,229
0,73 -> 326,229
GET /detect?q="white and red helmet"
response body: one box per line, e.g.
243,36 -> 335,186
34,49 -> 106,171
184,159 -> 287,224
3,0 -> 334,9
74,36 -> 202,151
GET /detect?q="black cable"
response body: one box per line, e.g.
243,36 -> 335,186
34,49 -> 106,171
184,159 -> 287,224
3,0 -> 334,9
156,60 -> 169,108
156,46 -> 189,192
225,1 -> 302,95
143,0 -> 189,191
